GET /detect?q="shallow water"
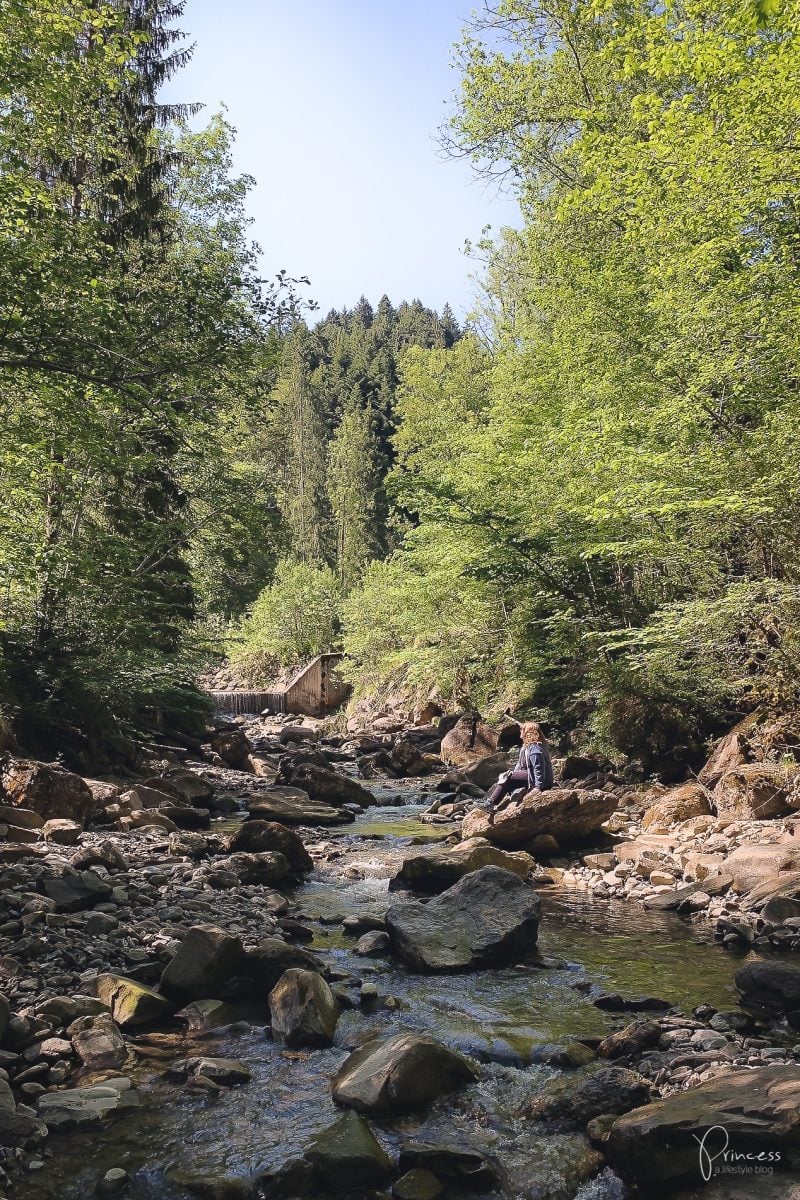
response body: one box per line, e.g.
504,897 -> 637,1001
21,803 -> 769,1200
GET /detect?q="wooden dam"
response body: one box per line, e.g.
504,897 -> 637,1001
208,653 -> 350,718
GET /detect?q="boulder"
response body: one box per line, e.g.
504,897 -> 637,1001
242,937 -> 320,993
462,787 -> 617,847
387,736 -> 435,777
120,809 -> 177,832
698,719 -> 755,788
95,974 -> 172,1029
596,1019 -> 661,1059
440,716 -> 509,767
461,753 -> 515,790
168,831 -> 209,859
0,804 -> 43,829
397,1144 -> 500,1193
248,788 -> 353,827
1,758 -> 95,823
390,838 -> 535,894
332,1032 -> 478,1115
166,1057 -> 251,1086
724,843 -> 800,895
714,762 -> 797,820
118,784 -> 175,810
279,761 -> 375,809
209,728 -> 252,768
304,1111 -> 393,1190
607,1066 -> 800,1187
523,1066 -> 653,1125
641,783 -> 711,832
225,851 -> 291,887
71,840 -> 128,872
37,1077 -> 139,1131
393,1168 -> 444,1200
268,969 -> 339,1047
159,805 -> 211,831
160,925 -> 243,1000
0,1076 -> 46,1147
38,868 -> 112,912
386,866 -> 540,973
42,817 -> 82,844
227,821 -> 312,873
735,961 -> 800,1028
71,1015 -> 127,1069
145,769 -> 214,804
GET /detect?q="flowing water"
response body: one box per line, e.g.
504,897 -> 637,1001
24,802 -> 759,1200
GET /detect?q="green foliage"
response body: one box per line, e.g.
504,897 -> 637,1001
342,0 -> 800,764
231,558 -> 341,682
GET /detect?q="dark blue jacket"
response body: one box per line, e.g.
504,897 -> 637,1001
515,743 -> 554,791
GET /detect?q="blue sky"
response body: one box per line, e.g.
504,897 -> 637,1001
163,0 -> 520,319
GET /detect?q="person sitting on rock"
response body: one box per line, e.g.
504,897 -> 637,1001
483,721 -> 554,824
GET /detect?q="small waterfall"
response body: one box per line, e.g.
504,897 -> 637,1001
208,690 -> 286,716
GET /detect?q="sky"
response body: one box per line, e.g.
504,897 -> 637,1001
161,0 -> 520,320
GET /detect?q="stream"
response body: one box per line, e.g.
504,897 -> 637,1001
23,798 -> 756,1200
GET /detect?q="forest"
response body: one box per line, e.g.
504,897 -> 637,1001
1,0 -> 799,774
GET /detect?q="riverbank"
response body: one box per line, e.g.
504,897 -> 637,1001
2,716 -> 800,1199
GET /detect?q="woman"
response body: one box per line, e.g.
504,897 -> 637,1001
484,721 -> 554,824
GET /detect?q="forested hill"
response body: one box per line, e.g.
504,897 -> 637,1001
2,0 -> 799,778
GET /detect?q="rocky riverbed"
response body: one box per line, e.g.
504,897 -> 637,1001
3,712 -> 800,1199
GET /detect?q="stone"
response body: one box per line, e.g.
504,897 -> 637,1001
607,1065 -> 800,1187
95,974 -> 172,1029
596,1020 -> 662,1060
440,716 -> 507,766
303,1111 -> 393,1190
168,831 -> 209,858
120,809 -> 177,832
42,817 -> 82,844
764,896 -> 800,923
332,1032 -> 478,1116
725,843 -> 800,895
160,925 -> 243,1000
529,1042 -> 597,1068
37,1077 -> 138,1131
72,840 -> 128,872
462,787 -> 617,847
523,1066 -> 653,1125
228,821 -> 313,873
39,868 -> 112,912
0,804 -> 43,829
278,761 -> 375,809
641,783 -> 711,831
167,1175 -> 255,1200
71,1015 -> 127,1069
461,752 -> 516,789
355,931 -> 390,956
166,1057 -> 251,1085
390,837 -> 535,894
159,805 -> 211,831
698,719 -> 755,787
248,788 -> 353,827
242,935 -> 318,988
175,999 -> 231,1032
396,1144 -> 500,1192
735,960 -> 800,1028
1,758 -> 95,822
96,1168 -> 129,1196
209,727 -> 252,768
150,768 -> 215,804
714,763 -> 796,820
386,866 -> 540,972
225,850 -> 291,887
0,991 -> 9,1042
0,1077 -> 46,1147
268,969 -> 339,1047
393,1169 -> 444,1200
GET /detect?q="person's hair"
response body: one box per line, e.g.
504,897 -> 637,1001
521,721 -> 546,746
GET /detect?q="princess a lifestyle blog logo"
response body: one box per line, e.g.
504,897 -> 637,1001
694,1126 -> 782,1181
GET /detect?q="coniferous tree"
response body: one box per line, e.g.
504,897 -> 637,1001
327,392 -> 382,590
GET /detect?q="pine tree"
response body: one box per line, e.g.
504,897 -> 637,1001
327,391 -> 382,591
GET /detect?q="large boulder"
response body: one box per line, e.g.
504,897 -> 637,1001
523,1066 -> 653,1125
304,1111 -> 393,1190
386,866 -> 540,972
724,843 -> 800,896
735,961 -> 800,1028
642,783 -> 711,832
1,758 -> 95,823
38,868 -> 112,912
145,769 -> 214,804
248,788 -> 353,827
71,1014 -> 127,1070
95,974 -> 172,1029
440,716 -> 512,767
698,718 -> 756,788
462,753 -> 515,790
332,1032 -> 478,1115
606,1066 -> 800,1187
268,969 -> 339,1047
391,838 -> 535,894
160,925 -> 243,1000
462,787 -> 617,847
279,761 -> 375,809
227,820 -> 312,874
713,763 -> 796,820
